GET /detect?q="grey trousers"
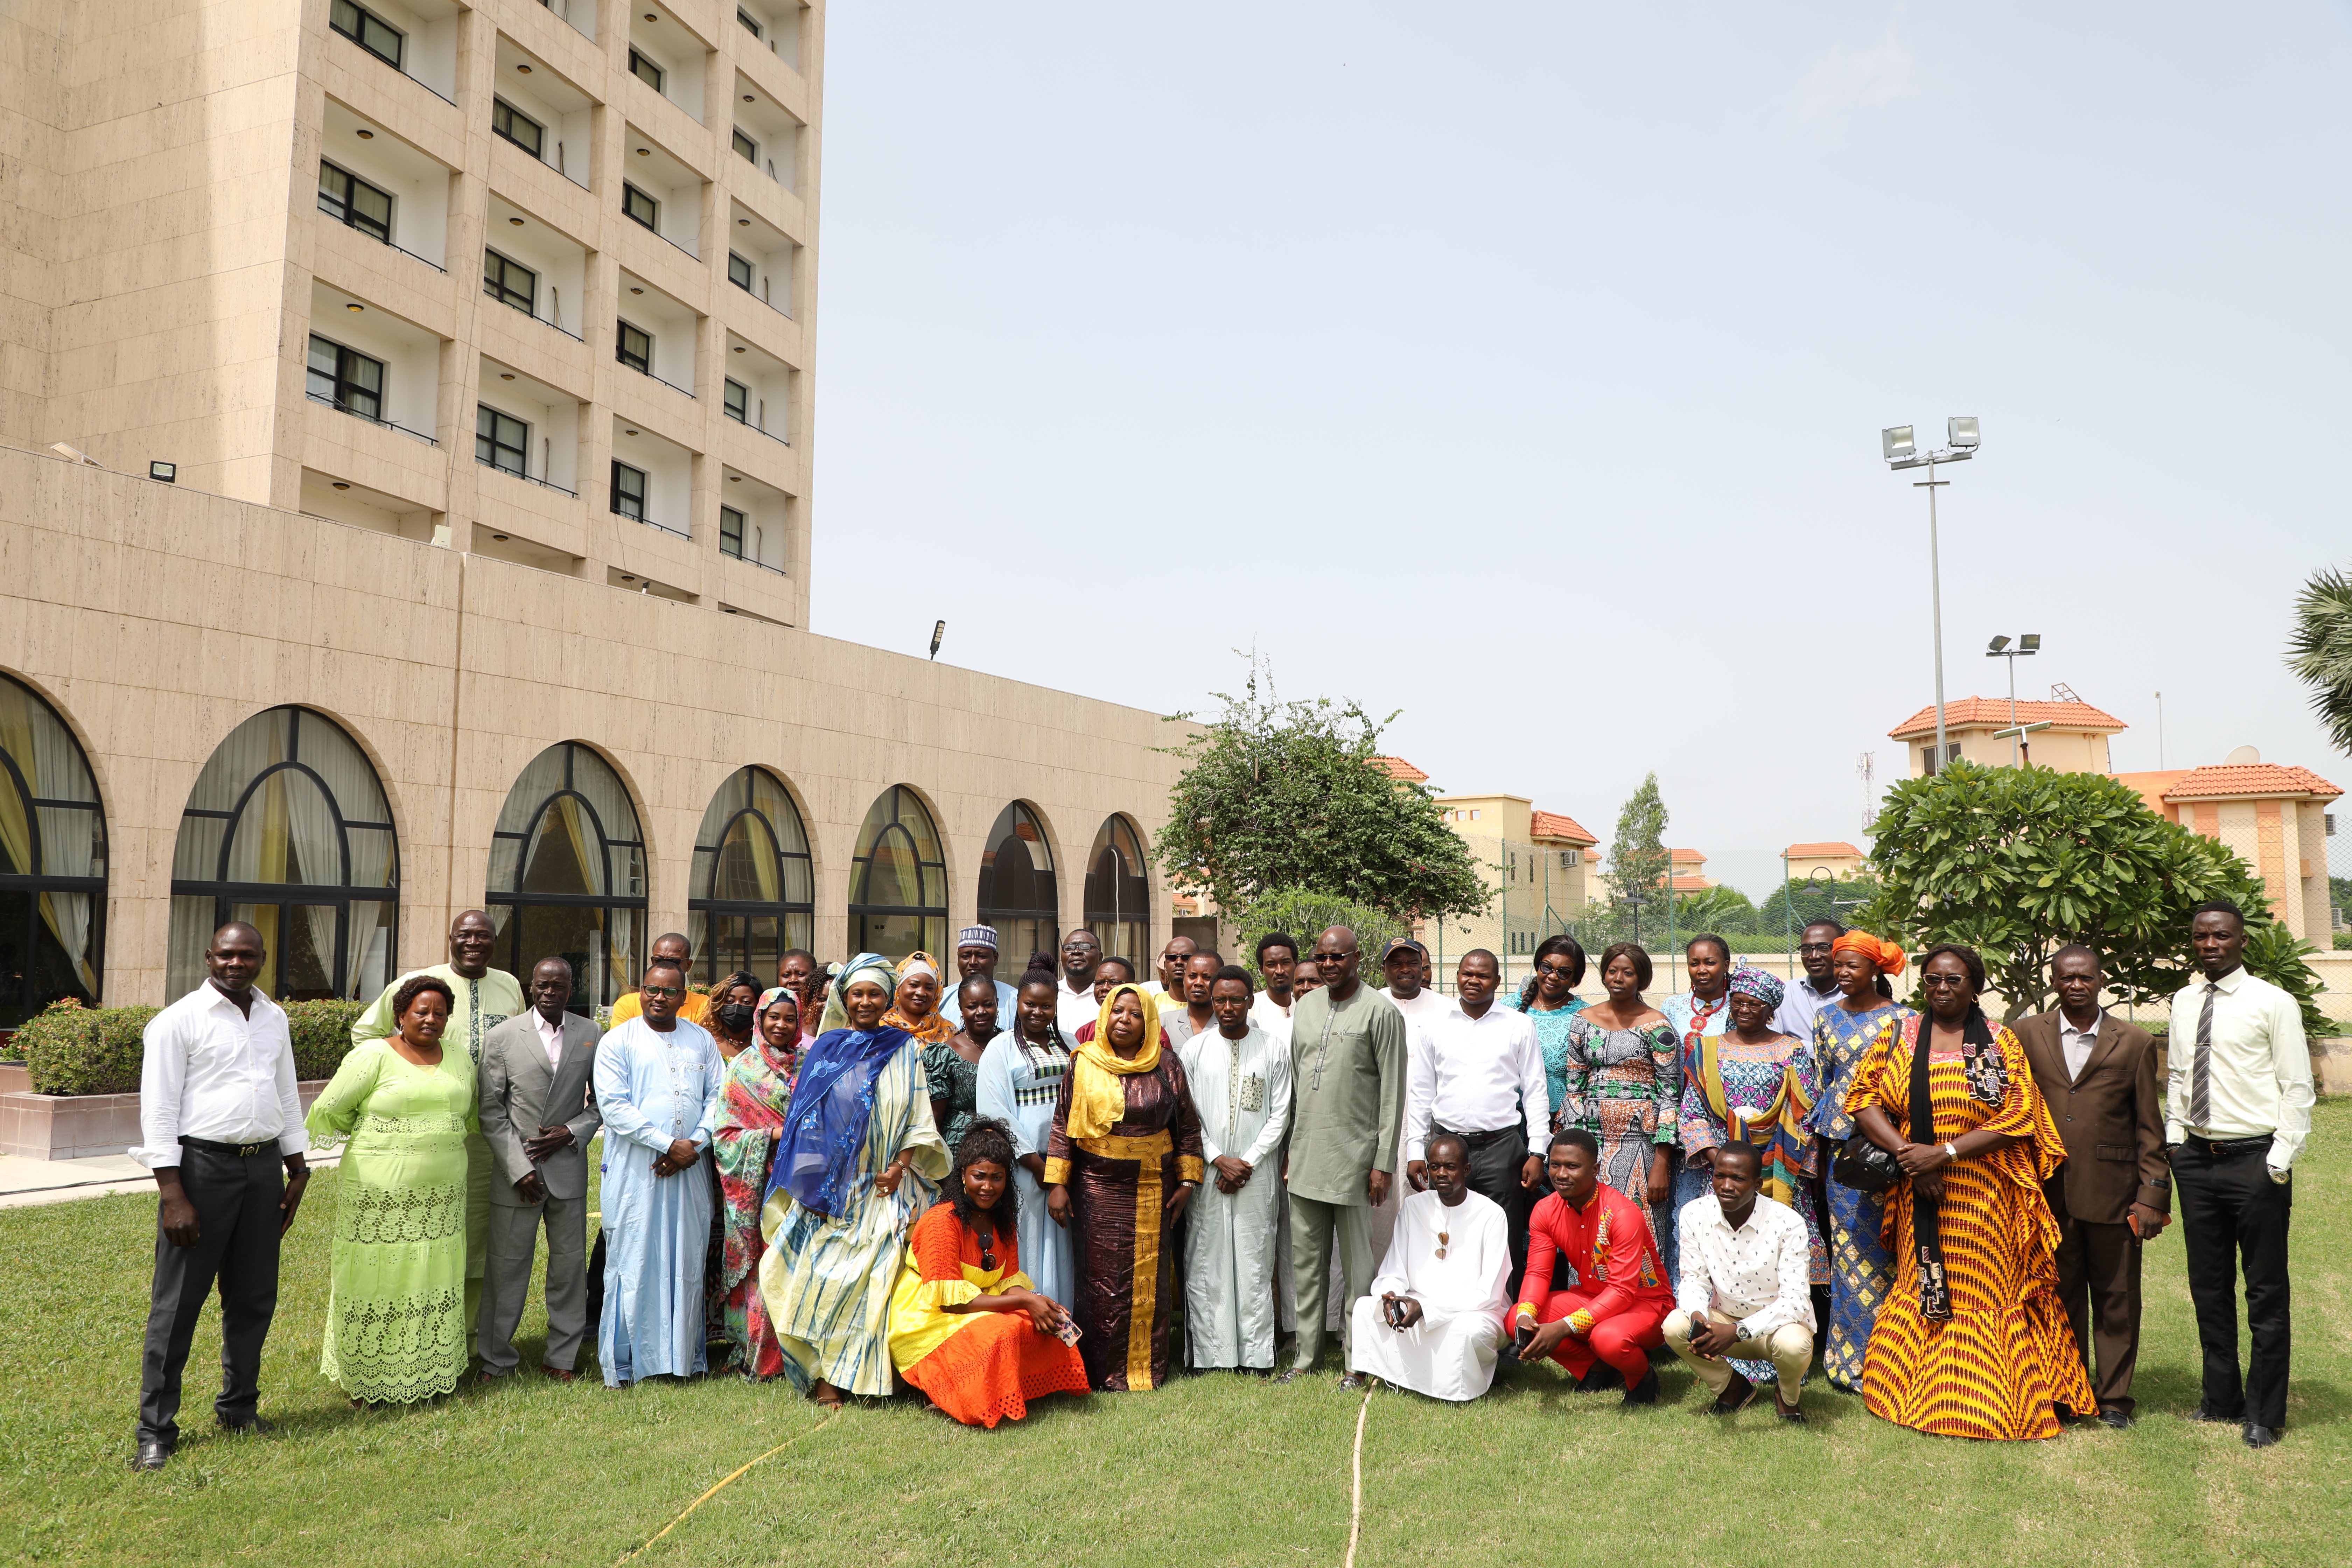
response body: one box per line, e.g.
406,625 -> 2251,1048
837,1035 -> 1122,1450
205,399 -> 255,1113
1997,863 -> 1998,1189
1288,1193 -> 1377,1371
478,1192 -> 590,1373
137,1145 -> 284,1445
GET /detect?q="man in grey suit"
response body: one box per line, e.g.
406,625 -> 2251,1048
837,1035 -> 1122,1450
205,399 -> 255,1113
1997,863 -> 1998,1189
478,956 -> 603,1380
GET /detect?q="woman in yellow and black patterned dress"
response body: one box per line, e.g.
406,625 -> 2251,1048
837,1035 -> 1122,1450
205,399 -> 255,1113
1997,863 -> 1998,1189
1843,943 -> 2094,1440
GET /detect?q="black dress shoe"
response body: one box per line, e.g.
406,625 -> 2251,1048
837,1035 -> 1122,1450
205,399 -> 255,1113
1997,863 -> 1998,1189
1621,1368 -> 1661,1407
131,1439 -> 171,1472
1337,1372 -> 1368,1392
2242,1424 -> 2281,1449
217,1415 -> 275,1436
2097,1406 -> 2133,1431
2186,1403 -> 2240,1424
1774,1399 -> 1807,1425
1576,1363 -> 1626,1393
1707,1372 -> 1758,1415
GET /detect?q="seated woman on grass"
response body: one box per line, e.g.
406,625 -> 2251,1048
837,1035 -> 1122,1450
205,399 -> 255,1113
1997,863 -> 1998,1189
888,1119 -> 1089,1427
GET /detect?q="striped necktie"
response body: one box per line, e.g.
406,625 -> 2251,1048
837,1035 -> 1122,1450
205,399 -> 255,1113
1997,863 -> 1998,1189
2189,982 -> 2217,1130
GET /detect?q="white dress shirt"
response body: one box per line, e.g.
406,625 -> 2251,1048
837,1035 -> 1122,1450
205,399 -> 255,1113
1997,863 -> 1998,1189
1057,976 -> 1102,1038
1379,985 -> 1449,1029
1673,1192 -> 1816,1339
1248,991 -> 1293,1044
1402,999 -> 1546,1161
131,981 -> 308,1168
2059,1007 -> 2103,1080
534,1008 -> 566,1068
2166,965 -> 2314,1174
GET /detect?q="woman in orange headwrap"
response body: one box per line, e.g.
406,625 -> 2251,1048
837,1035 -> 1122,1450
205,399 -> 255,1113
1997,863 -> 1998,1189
1805,929 -> 1912,1389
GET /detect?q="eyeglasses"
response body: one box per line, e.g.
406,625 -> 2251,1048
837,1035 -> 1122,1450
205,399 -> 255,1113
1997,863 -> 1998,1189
641,985 -> 684,1000
1798,942 -> 1834,954
1919,974 -> 1972,989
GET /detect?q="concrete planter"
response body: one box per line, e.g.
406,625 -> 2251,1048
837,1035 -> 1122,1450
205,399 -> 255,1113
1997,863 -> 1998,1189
0,1066 -> 331,1161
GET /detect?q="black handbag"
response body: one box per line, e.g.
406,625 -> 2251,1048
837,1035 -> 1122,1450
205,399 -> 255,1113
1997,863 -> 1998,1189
1832,1131 -> 1899,1194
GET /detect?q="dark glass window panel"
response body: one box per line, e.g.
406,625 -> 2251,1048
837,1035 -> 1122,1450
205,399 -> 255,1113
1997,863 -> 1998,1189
616,320 -> 652,373
628,48 -> 664,92
330,0 -> 404,68
483,249 -> 536,313
491,98 -> 544,159
727,252 -> 754,291
306,335 -> 384,421
737,8 -> 763,40
723,378 -> 748,423
1085,816 -> 1150,966
719,505 -> 744,558
317,162 -> 393,244
476,405 -> 528,475
733,128 -> 757,163
486,744 -> 647,1008
611,461 -> 647,519
622,183 -> 659,230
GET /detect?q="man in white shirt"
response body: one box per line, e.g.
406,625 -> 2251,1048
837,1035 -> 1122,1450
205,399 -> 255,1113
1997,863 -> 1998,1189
1662,1140 -> 1814,1423
1055,928 -> 1106,1036
1248,931 -> 1302,1042
1180,966 -> 1293,1373
129,921 -> 312,1472
2169,900 -> 2314,1449
1376,938 -> 1448,1030
1402,950 -> 1546,1279
1348,1133 -> 1513,1400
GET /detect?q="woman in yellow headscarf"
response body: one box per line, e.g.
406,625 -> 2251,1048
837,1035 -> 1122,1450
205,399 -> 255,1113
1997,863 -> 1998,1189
1042,983 -> 1206,1391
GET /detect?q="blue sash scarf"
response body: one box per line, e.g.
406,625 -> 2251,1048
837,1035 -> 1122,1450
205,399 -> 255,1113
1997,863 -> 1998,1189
764,1024 -> 912,1217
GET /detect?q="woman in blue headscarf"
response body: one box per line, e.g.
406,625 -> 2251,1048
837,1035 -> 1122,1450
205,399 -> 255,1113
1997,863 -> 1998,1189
758,954 -> 951,1407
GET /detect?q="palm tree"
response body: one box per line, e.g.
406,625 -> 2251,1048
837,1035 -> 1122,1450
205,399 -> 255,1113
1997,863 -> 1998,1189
2285,566 -> 2352,754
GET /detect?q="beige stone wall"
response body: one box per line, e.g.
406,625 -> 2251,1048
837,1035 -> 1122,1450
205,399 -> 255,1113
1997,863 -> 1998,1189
0,443 -> 1187,1003
1907,723 -> 2112,776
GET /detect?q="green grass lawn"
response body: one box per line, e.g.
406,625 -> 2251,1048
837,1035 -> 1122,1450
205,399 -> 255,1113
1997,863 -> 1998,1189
5,1104 -> 2347,1567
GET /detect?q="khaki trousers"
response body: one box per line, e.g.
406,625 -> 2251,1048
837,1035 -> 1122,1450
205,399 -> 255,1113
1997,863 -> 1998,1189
1663,1308 -> 1812,1401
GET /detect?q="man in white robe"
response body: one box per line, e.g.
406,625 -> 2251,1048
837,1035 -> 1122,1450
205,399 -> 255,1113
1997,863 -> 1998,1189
1348,1132 -> 1512,1400
1181,966 -> 1293,1372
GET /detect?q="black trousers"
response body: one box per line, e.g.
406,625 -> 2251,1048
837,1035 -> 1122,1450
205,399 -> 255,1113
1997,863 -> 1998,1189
136,1146 -> 284,1445
1433,1123 -> 1536,1284
2174,1135 -> 2292,1431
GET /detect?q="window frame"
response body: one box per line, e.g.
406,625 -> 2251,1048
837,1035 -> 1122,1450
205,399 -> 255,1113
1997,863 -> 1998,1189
736,6 -> 763,40
687,766 -> 816,990
329,0 -> 405,68
611,460 -> 648,520
722,378 -> 749,424
317,160 -> 394,245
486,741 -> 648,1010
476,405 -> 530,476
727,251 -> 755,292
491,98 -> 546,159
622,183 -> 659,231
615,320 -> 652,374
628,47 -> 665,93
719,504 -> 746,559
306,335 -> 385,421
482,248 -> 538,314
0,674 -> 108,1028
732,127 -> 758,163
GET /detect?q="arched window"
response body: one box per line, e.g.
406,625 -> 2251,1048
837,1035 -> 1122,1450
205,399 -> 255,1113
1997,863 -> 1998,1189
486,742 -> 646,1009
167,706 -> 396,1003
976,801 -> 1057,984
1083,814 -> 1150,968
688,766 -> 813,986
0,675 -> 106,1027
847,785 -> 946,961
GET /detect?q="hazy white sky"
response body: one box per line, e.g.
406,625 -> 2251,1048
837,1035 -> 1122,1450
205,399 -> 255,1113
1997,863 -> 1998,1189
807,2 -> 2352,899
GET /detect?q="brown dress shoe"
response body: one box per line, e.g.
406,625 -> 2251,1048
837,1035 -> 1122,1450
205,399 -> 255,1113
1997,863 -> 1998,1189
540,1365 -> 578,1383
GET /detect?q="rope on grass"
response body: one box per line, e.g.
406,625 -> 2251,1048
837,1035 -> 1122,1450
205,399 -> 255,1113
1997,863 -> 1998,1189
1342,1385 -> 1372,1568
614,1404 -> 841,1566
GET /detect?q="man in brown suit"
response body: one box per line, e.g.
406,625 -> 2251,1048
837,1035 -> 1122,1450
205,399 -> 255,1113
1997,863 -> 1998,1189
2016,945 -> 2171,1429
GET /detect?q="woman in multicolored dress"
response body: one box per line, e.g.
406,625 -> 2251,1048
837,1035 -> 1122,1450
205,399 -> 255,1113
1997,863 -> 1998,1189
1552,942 -> 1679,1245
710,988 -> 801,1377
1507,934 -> 1588,1124
1806,929 -> 1911,1391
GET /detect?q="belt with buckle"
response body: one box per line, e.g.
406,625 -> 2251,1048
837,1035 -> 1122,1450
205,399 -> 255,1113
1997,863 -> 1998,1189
180,1135 -> 275,1158
1433,1122 -> 1521,1149
2187,1132 -> 2273,1158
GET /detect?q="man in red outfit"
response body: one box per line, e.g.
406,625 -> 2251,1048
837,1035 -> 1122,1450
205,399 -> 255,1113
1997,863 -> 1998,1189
1512,1128 -> 1670,1404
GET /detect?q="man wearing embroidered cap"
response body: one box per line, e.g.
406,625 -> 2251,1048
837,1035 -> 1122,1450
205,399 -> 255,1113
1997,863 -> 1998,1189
941,925 -> 1018,1030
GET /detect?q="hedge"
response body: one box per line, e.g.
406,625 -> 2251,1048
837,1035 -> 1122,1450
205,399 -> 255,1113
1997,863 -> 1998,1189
17,997 -> 366,1096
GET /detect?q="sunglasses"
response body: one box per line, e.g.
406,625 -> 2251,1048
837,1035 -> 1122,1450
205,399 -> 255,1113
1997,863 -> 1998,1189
641,985 -> 684,1000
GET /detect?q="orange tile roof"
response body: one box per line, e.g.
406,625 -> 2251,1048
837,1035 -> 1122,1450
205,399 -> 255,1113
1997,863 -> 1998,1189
1373,755 -> 1428,783
2160,763 -> 2342,802
1667,874 -> 1715,892
1670,847 -> 1705,864
1784,841 -> 1863,859
1887,697 -> 2127,740
1529,810 -> 1596,845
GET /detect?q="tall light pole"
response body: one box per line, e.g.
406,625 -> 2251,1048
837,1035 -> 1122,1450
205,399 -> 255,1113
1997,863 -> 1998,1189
1986,633 -> 2040,765
1882,418 -> 1980,771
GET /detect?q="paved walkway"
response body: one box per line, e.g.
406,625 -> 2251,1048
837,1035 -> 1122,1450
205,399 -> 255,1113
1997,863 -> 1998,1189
0,1150 -> 340,1211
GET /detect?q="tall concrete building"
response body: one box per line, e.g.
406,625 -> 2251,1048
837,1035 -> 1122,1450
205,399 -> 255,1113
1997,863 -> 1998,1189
0,0 -> 1178,1023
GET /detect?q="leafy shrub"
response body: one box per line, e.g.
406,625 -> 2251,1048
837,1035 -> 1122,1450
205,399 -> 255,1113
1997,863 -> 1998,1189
20,996 -> 364,1096
1229,889 -> 1407,987
2238,923 -> 2333,1043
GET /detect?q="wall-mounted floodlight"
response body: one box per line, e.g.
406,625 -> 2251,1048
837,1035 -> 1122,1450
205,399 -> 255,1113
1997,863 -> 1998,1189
148,461 -> 176,483
1882,425 -> 1915,463
1949,416 -> 1980,449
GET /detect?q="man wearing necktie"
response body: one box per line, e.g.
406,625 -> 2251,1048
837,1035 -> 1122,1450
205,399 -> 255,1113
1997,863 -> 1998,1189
2166,901 -> 2314,1450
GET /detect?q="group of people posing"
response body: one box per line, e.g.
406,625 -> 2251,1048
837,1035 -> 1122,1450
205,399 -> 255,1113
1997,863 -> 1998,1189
125,898 -> 2311,1470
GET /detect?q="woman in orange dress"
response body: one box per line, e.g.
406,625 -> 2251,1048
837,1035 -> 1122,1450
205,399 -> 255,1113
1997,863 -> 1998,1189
1843,943 -> 2096,1440
888,1118 -> 1089,1427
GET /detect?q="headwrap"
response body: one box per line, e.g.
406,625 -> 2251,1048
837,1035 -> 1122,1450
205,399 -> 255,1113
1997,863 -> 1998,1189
1065,983 -> 1164,1141
1830,930 -> 1906,976
1727,965 -> 1785,1011
956,925 -> 1000,952
768,954 -> 908,1217
815,954 -> 896,1037
896,950 -> 940,982
754,987 -> 802,1060
882,951 -> 952,1045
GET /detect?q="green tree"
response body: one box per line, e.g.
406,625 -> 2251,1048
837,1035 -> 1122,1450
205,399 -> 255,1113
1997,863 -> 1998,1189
1858,761 -> 2302,1023
1153,658 -> 1487,927
1670,885 -> 1756,932
2285,564 -> 2352,754
1605,773 -> 1671,909
1758,874 -> 1882,935
1227,889 -> 1407,988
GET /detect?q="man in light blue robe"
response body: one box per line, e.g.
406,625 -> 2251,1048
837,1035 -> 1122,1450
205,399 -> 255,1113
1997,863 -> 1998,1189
594,958 -> 723,1387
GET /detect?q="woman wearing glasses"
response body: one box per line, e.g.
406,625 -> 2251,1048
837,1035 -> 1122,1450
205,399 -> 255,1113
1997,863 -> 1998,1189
888,1118 -> 1088,1426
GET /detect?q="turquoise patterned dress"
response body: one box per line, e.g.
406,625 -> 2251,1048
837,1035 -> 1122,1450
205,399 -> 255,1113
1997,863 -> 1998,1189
1808,998 -> 1913,1391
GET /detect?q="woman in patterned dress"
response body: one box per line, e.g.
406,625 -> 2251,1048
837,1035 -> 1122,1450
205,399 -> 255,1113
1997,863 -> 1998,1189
710,988 -> 800,1377
1553,942 -> 1679,1244
1807,930 -> 1911,1390
1507,934 -> 1588,1125
1843,944 -> 2093,1440
924,974 -> 996,1153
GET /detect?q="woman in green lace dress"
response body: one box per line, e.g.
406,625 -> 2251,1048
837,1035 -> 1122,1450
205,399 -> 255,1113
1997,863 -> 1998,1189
304,974 -> 478,1406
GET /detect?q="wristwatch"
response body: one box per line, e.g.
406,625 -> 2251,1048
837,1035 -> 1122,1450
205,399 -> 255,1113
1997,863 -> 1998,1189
1942,1142 -> 1958,1162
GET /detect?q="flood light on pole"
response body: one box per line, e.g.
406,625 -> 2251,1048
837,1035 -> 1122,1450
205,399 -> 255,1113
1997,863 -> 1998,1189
1880,417 -> 1982,771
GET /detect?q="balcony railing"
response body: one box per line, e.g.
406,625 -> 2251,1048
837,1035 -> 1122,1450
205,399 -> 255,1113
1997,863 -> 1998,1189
626,363 -> 696,399
476,456 -> 577,497
308,392 -> 438,446
723,551 -> 788,576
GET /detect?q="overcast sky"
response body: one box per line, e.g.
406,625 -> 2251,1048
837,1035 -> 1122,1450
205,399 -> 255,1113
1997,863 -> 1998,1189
806,2 -> 2352,899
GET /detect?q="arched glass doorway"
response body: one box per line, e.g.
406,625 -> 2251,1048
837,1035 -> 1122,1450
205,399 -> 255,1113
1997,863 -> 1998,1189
976,800 -> 1056,983
167,706 -> 397,1002
688,766 -> 814,986
1083,814 -> 1150,968
0,674 -> 106,1027
486,742 -> 646,1010
846,785 -> 946,961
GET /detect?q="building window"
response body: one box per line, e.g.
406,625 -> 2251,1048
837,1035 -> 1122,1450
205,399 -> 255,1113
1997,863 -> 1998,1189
0,673 -> 106,1028
167,706 -> 397,1003
317,161 -> 393,244
622,183 -> 659,230
476,406 -> 528,475
307,335 -> 384,421
628,47 -> 665,92
1921,742 -> 1960,776
728,252 -> 755,292
979,801 -> 1058,987
733,127 -> 758,163
723,378 -> 749,424
610,461 -> 648,520
848,786 -> 948,961
720,504 -> 745,558
737,6 -> 763,40
1084,814 -> 1150,969
486,742 -> 646,1010
329,0 -> 404,68
689,766 -> 813,987
616,320 -> 652,373
491,98 -> 545,159
482,249 -> 537,314
1560,849 -> 1579,868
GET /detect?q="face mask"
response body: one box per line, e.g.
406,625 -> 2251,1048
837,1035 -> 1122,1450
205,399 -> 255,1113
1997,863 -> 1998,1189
716,1002 -> 757,1034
